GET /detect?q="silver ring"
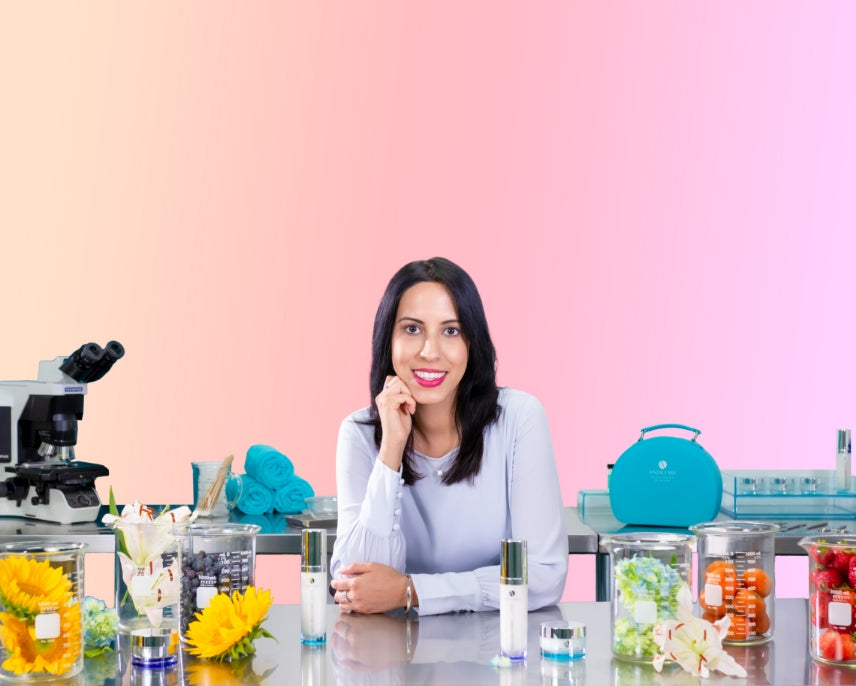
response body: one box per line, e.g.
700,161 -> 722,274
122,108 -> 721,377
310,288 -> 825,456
339,589 -> 350,604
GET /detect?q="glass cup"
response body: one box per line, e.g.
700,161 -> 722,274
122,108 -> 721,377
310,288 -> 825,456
692,521 -> 779,644
800,535 -> 856,667
176,523 -> 260,641
112,520 -> 181,668
602,532 -> 694,662
0,541 -> 87,680
768,477 -> 793,495
738,476 -> 764,495
192,461 -> 231,517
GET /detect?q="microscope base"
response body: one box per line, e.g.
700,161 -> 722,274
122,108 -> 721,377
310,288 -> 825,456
0,485 -> 102,524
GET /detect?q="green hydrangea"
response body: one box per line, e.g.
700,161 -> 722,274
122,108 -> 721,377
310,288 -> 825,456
612,555 -> 682,659
82,596 -> 118,657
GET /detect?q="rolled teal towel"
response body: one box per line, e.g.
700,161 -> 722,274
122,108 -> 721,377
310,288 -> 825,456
273,476 -> 315,514
225,474 -> 274,516
245,444 -> 295,489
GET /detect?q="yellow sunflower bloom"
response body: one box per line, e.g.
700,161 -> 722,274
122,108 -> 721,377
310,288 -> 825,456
185,587 -> 274,661
0,557 -> 73,619
0,602 -> 82,676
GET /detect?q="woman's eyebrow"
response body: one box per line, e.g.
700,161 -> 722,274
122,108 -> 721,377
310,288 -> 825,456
397,317 -> 461,325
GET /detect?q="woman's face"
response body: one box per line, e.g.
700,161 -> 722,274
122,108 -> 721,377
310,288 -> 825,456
391,282 -> 469,413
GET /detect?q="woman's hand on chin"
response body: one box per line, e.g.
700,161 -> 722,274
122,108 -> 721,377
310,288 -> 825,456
331,562 -> 411,614
376,375 -> 416,468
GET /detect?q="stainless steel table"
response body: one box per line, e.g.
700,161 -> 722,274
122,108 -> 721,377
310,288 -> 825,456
0,506 -> 337,554
0,505 -> 601,555
84,598 -> 821,685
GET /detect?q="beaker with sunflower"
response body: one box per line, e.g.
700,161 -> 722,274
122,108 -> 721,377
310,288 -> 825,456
0,541 -> 87,680
111,520 -> 181,668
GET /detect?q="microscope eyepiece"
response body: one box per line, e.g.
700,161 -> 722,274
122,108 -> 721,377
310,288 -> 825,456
84,341 -> 125,382
59,343 -> 103,381
59,341 -> 125,382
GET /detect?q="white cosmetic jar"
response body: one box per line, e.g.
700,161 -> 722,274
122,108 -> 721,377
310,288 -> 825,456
540,620 -> 586,660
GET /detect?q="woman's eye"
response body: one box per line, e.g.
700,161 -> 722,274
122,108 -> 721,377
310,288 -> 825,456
404,324 -> 420,334
444,327 -> 461,336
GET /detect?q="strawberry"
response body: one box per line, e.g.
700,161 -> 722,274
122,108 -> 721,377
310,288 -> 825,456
833,550 -> 854,577
848,556 -> 856,589
812,544 -> 837,567
818,628 -> 856,661
813,568 -> 844,592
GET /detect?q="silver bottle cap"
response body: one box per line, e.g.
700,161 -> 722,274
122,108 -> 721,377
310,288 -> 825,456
839,429 -> 852,454
302,529 -> 326,573
540,620 -> 586,641
501,539 -> 527,584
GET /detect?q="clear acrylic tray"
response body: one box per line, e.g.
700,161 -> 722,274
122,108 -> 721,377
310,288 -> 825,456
577,489 -> 612,518
720,469 -> 856,519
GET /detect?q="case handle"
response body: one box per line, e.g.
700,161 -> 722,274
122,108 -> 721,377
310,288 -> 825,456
638,424 -> 701,442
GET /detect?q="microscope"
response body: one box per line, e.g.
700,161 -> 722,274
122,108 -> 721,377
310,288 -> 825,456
0,341 -> 124,524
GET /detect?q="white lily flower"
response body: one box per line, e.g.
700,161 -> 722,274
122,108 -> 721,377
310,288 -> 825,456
652,584 -> 747,679
102,502 -> 193,567
118,552 -> 180,627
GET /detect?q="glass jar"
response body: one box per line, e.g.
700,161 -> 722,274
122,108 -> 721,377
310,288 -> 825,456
800,535 -> 856,667
192,461 -> 232,518
691,521 -> 778,644
112,520 -> 181,668
0,541 -> 87,680
176,523 -> 260,640
602,533 -> 694,662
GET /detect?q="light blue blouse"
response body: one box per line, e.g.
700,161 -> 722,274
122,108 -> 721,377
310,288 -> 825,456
331,387 -> 569,616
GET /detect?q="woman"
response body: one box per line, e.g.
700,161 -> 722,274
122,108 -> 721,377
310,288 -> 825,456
330,257 -> 568,616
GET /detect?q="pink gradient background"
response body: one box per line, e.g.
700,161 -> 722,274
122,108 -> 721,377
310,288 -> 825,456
2,3 -> 855,604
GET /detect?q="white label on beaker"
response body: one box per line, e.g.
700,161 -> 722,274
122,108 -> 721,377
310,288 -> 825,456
705,583 -> 723,607
829,600 -> 852,626
634,599 -> 657,624
35,612 -> 61,640
197,586 -> 218,609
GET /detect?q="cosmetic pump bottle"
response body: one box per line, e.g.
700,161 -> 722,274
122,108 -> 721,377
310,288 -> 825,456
500,538 -> 528,661
836,429 -> 852,492
300,529 -> 327,644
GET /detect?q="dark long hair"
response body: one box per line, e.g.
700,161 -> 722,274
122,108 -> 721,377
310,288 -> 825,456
366,257 -> 500,485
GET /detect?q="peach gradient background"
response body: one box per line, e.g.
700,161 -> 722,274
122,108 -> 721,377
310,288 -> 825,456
2,3 -> 855,604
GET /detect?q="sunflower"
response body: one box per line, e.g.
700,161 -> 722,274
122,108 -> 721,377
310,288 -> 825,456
0,601 -> 82,676
0,557 -> 73,620
185,587 -> 275,661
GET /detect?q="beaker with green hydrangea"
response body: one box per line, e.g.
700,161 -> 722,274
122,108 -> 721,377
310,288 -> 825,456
602,533 -> 694,662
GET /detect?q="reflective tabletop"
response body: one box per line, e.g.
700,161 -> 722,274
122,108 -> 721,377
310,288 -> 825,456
76,598 -> 830,685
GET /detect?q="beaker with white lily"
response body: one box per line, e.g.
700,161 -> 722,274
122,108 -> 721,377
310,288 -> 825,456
103,500 -> 193,667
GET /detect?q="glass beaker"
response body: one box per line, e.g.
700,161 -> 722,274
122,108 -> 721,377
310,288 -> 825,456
602,532 -> 694,662
691,521 -> 778,644
800,535 -> 856,667
113,520 -> 181,668
177,523 -> 260,640
192,461 -> 231,517
0,541 -> 87,680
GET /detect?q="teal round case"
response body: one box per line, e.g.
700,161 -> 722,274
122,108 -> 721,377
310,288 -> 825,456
609,424 -> 722,527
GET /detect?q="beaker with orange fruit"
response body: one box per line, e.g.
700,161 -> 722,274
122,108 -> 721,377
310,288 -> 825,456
691,521 -> 779,644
